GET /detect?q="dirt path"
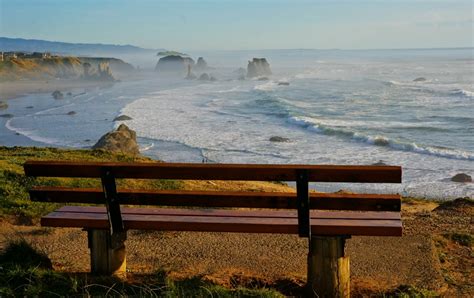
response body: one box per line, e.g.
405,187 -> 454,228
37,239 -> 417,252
3,198 -> 472,296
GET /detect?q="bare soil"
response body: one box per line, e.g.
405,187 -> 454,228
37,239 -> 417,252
0,184 -> 472,296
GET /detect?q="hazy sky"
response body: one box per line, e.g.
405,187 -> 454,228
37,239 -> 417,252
1,0 -> 472,50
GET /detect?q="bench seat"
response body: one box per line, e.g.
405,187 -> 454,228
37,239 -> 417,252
42,206 -> 402,236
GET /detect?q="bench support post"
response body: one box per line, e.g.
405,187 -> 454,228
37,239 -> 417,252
307,236 -> 350,298
87,229 -> 127,277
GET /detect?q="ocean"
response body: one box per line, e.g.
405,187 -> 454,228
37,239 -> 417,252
2,48 -> 473,199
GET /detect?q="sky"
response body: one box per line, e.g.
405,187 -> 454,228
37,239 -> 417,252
0,0 -> 472,51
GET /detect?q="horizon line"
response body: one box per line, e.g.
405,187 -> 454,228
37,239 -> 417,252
1,36 -> 473,53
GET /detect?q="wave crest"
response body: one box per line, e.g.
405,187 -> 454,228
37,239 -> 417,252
288,116 -> 474,161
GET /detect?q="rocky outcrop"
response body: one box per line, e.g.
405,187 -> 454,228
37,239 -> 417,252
413,77 -> 427,82
194,57 -> 208,72
82,62 -> 116,81
67,111 -> 76,115
52,90 -> 64,99
269,136 -> 290,142
372,160 -> 387,166
0,101 -> 8,110
451,173 -> 472,183
155,55 -> 195,74
113,115 -> 133,121
247,58 -> 272,78
198,73 -> 216,81
92,124 -> 140,155
185,65 -> 196,80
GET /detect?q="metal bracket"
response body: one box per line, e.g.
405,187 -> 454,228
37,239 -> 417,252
296,169 -> 310,238
101,169 -> 126,249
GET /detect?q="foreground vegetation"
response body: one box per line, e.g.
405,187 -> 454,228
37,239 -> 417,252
0,146 -> 182,221
0,146 -> 471,296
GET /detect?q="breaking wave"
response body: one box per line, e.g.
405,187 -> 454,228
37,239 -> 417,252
288,116 -> 474,161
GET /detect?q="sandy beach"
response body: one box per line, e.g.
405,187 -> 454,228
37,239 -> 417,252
0,79 -> 115,100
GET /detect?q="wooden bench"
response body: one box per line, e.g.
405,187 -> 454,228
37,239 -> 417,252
24,161 -> 402,297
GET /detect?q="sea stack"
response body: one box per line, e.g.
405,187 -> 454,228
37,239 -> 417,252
247,58 -> 272,78
155,55 -> 195,75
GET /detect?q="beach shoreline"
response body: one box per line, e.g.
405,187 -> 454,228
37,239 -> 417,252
0,79 -> 116,100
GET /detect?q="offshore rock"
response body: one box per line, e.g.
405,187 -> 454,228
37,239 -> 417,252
269,136 -> 290,142
194,57 -> 208,72
247,58 -> 272,78
413,77 -> 427,82
52,90 -> 64,99
113,115 -> 133,121
0,101 -> 8,110
451,173 -> 472,183
155,55 -> 195,74
92,124 -> 140,155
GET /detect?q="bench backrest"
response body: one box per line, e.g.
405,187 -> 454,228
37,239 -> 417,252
24,161 -> 402,239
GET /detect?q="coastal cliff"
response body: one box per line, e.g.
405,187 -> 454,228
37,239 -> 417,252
0,56 -> 134,81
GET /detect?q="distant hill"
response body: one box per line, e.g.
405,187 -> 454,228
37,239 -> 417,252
0,37 -> 163,56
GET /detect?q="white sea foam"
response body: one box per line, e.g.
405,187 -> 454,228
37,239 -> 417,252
253,81 -> 277,91
451,88 -> 474,98
288,116 -> 474,161
5,118 -> 62,145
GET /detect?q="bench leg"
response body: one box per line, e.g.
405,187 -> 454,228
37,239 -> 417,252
307,236 -> 350,298
87,229 -> 127,277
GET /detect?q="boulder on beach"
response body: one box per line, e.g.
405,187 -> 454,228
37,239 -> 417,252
451,173 -> 472,183
269,136 -> 290,142
413,77 -> 427,82
0,101 -> 8,110
52,90 -> 64,100
67,111 -> 76,116
113,115 -> 133,121
92,124 -> 140,155
155,55 -> 195,74
247,58 -> 272,78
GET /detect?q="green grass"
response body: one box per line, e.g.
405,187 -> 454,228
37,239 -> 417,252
383,285 -> 439,298
0,146 -> 183,220
443,232 -> 473,247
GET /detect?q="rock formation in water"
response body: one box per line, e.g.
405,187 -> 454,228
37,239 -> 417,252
413,77 -> 427,82
194,57 -> 208,72
67,111 -> 76,115
451,173 -> 472,183
278,82 -> 290,86
0,101 -> 8,110
185,64 -> 197,80
113,115 -> 133,121
52,90 -> 64,99
247,58 -> 272,78
198,73 -> 210,81
155,55 -> 195,74
92,124 -> 140,155
269,136 -> 290,142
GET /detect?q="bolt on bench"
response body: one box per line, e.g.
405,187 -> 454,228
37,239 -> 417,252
24,161 -> 402,297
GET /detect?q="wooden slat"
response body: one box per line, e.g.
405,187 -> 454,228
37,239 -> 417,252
41,208 -> 402,236
24,161 -> 402,183
30,187 -> 401,211
56,206 -> 402,220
